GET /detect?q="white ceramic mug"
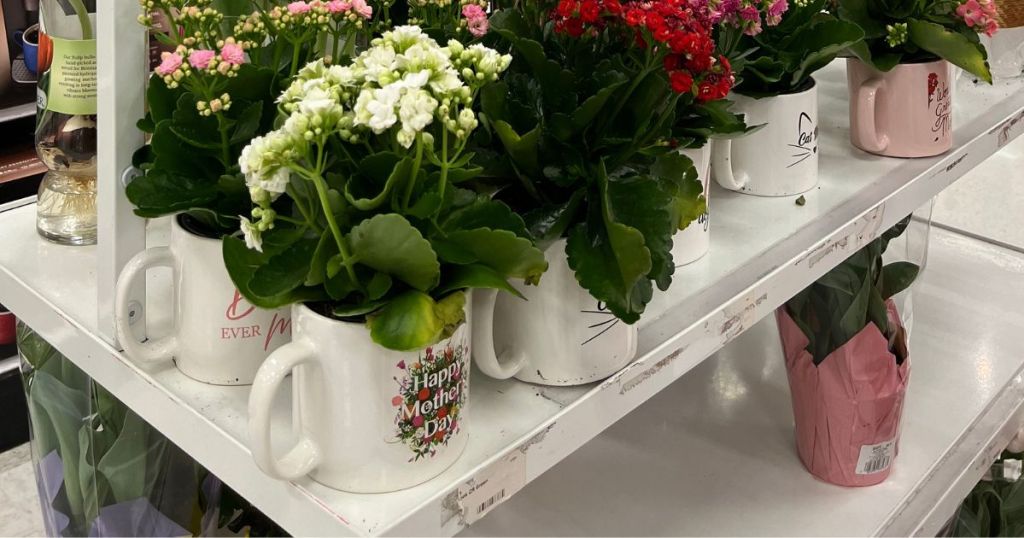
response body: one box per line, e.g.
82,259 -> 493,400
248,303 -> 470,492
672,143 -> 712,266
472,240 -> 638,386
712,81 -> 819,196
114,215 -> 291,385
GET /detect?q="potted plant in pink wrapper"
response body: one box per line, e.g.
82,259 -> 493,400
777,217 -> 919,486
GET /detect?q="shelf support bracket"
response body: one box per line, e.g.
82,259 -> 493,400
97,1 -> 147,347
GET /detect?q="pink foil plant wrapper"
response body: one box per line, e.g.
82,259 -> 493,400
776,300 -> 910,487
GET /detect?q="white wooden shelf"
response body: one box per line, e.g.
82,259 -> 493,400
464,226 -> 1024,537
0,61 -> 1023,536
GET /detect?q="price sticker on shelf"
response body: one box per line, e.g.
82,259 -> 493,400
856,439 -> 896,475
457,451 -> 527,525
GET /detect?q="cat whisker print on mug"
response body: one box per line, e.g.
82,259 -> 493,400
787,112 -> 818,168
581,302 -> 620,346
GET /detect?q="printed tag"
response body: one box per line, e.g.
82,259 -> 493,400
856,439 -> 896,475
457,452 -> 527,525
46,37 -> 97,116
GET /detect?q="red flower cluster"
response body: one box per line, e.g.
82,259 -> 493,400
551,0 -> 732,101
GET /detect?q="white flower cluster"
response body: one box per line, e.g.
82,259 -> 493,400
237,25 -> 511,251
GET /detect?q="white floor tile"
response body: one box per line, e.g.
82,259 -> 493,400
0,445 -> 44,537
933,135 -> 1024,250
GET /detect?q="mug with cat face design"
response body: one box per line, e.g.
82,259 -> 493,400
471,239 -> 638,386
712,80 -> 819,197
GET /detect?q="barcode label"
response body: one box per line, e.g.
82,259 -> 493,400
457,453 -> 526,525
476,489 -> 506,516
856,440 -> 896,475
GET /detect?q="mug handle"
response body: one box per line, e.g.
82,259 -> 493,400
13,31 -> 23,49
471,289 -> 527,379
114,247 -> 178,362
855,79 -> 889,153
710,139 -> 749,191
248,340 -> 322,479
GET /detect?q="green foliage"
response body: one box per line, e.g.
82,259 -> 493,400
784,217 -> 918,364
838,0 -> 992,81
476,7 -> 710,322
130,66 -> 279,235
731,0 -> 865,96
954,451 -> 1024,537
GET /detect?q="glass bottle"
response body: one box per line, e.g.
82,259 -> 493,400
35,0 -> 97,246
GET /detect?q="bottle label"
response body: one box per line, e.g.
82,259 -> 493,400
46,36 -> 97,116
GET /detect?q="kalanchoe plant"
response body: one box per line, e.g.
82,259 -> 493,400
783,217 -> 918,365
225,26 -> 547,351
408,0 -> 493,39
837,0 -> 997,82
130,0 -> 377,235
475,0 -> 734,323
723,0 -> 865,97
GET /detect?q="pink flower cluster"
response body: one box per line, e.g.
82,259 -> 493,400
462,3 -> 490,37
690,0 -> 787,35
155,41 -> 247,78
957,0 -> 998,36
286,0 -> 372,20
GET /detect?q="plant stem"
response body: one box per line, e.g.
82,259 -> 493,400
438,127 -> 450,202
67,0 -> 93,40
309,142 -> 359,286
289,41 -> 302,78
402,134 -> 425,210
598,62 -> 658,140
218,119 -> 232,169
272,39 -> 284,71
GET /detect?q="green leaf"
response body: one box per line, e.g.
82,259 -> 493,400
305,229 -> 337,287
908,19 -> 991,82
149,120 -> 222,177
229,101 -> 264,145
523,190 -> 586,248
838,0 -> 886,37
367,290 -> 444,351
606,172 -> 676,291
345,154 -> 412,211
170,93 -> 223,150
816,264 -> 862,295
348,214 -> 441,291
442,198 -> 530,237
325,269 -> 360,301
446,166 -> 485,184
435,264 -> 525,298
125,169 -> 220,218
250,236 -> 320,297
837,265 -> 873,347
367,272 -> 393,300
434,291 -> 468,341
849,40 -> 903,71
332,298 -> 388,318
790,20 -> 865,86
880,261 -> 919,299
146,74 -> 180,125
223,64 -> 276,102
566,222 -> 652,324
439,228 -> 548,283
493,121 -> 541,177
222,235 -> 326,309
563,163 -> 658,322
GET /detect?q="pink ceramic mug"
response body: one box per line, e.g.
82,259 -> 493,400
847,58 -> 953,158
